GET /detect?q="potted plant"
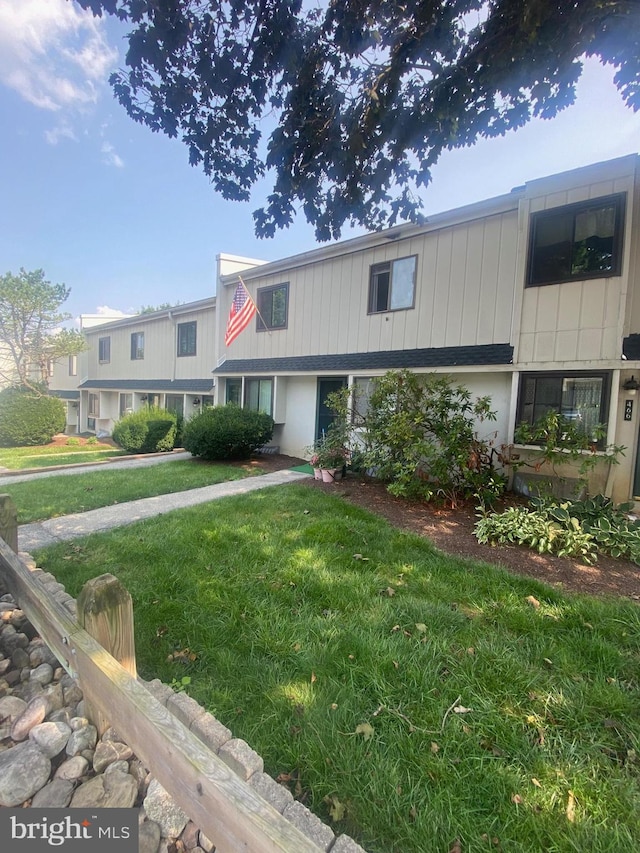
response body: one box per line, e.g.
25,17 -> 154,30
315,439 -> 348,482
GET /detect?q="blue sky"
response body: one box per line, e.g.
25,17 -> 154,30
1,0 -> 639,323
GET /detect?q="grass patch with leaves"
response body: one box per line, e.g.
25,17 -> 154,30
3,459 -> 263,523
0,442 -> 126,470
36,485 -> 640,853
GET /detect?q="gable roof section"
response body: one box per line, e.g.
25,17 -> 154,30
214,344 -> 513,374
78,379 -> 214,392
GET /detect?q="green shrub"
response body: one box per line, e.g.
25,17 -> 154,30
182,404 -> 274,460
86,436 -> 98,445
112,406 -> 177,453
66,437 -> 80,446
359,370 -> 505,506
0,387 -> 66,446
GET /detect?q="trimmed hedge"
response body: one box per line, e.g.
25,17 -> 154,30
0,387 -> 66,446
112,406 -> 178,453
182,404 -> 274,460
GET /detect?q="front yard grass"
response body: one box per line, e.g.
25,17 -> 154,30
36,485 -> 640,853
0,441 -> 125,470
3,459 -> 266,523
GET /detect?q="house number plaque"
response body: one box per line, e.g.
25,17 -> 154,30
625,399 -> 634,421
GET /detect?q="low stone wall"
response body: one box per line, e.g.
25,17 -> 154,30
0,555 -> 367,853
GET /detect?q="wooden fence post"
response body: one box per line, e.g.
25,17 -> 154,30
0,494 -> 18,553
77,573 -> 137,735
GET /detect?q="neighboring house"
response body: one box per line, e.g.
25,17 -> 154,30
213,154 -> 640,504
74,298 -> 218,435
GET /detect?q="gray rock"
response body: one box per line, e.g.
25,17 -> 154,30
29,642 -> 60,669
143,778 -> 189,838
139,819 -> 162,853
70,769 -> 138,809
54,754 -> 89,781
61,679 -> 83,708
181,821 -> 200,850
31,778 -> 75,808
41,681 -> 65,712
0,694 -> 27,721
12,680 -> 45,703
66,722 -> 97,755
10,694 -> 50,741
11,647 -> 30,669
93,739 -> 133,773
198,830 -> 215,853
0,741 -> 52,807
29,720 -> 72,758
30,663 -> 54,685
104,759 -> 131,776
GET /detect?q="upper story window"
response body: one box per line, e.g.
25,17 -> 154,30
98,336 -> 110,364
177,321 -> 197,356
257,283 -> 288,331
131,331 -> 145,360
516,372 -> 610,448
368,255 -> 417,313
69,355 -> 77,376
527,194 -> 625,287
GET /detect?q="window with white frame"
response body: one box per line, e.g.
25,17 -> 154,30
368,255 -> 417,313
88,393 -> 100,417
245,378 -> 273,415
226,378 -> 242,405
119,393 -> 133,417
69,355 -> 77,376
516,372 -> 610,447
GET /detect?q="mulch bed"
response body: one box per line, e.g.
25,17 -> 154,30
250,454 -> 640,602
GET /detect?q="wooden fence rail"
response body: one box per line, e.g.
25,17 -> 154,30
0,497 -> 324,853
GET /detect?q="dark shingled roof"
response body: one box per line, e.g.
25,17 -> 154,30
214,344 -> 513,374
78,379 -> 214,392
49,390 -> 80,400
623,334 -> 640,360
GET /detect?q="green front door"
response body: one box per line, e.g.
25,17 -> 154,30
316,377 -> 347,441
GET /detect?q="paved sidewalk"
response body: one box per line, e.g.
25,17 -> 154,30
0,450 -> 194,486
17,469 -> 309,553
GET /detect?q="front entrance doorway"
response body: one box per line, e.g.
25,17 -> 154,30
315,377 -> 347,441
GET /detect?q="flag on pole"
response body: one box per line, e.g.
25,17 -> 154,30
225,279 -> 257,346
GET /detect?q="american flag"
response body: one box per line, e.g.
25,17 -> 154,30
224,279 -> 257,346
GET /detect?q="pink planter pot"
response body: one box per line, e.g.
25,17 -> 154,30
313,467 -> 323,480
321,468 -> 338,483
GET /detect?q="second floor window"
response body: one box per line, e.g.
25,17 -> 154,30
98,336 -> 110,363
368,255 -> 417,313
528,194 -> 625,286
257,283 -> 288,331
69,355 -> 77,376
177,321 -> 197,356
131,331 -> 145,360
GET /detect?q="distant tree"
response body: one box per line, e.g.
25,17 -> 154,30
138,302 -> 185,315
76,0 -> 639,240
0,269 -> 86,392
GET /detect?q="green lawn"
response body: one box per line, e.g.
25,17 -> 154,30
3,459 -> 267,523
36,484 -> 640,853
0,441 -> 125,470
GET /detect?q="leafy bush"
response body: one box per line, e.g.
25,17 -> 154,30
182,404 -> 274,460
475,493 -> 640,565
66,437 -> 80,446
359,370 -> 505,506
532,494 -> 640,564
0,387 -> 66,446
112,406 -> 178,453
475,504 -> 597,562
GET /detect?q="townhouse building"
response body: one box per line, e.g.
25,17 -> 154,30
213,154 -> 640,504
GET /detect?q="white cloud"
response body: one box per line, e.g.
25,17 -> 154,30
45,123 -> 78,145
101,140 -> 124,168
0,0 -> 117,111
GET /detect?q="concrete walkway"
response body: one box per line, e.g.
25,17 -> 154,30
6,455 -> 309,553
